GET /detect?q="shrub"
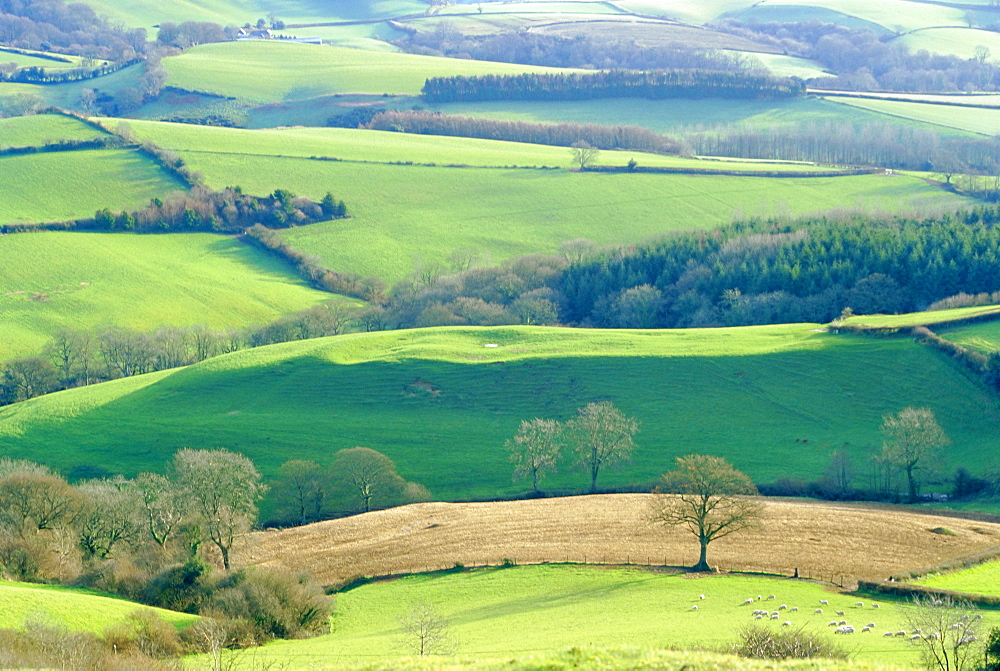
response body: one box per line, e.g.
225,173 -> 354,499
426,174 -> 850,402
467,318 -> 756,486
734,625 -> 848,660
141,558 -> 212,613
101,609 -> 182,659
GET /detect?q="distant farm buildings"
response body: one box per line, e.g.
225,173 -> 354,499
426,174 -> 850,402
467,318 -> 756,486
235,28 -> 322,44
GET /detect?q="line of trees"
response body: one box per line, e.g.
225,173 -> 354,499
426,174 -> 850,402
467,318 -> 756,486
421,70 -> 806,103
397,27 -> 763,74
506,401 -> 639,494
682,119 -> 1000,174
713,19 -> 1000,93
363,110 -> 687,155
0,303 -> 360,405
0,0 -> 148,61
0,57 -> 141,83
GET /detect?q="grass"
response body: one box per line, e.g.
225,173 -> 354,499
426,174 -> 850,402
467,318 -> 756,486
0,48 -> 109,70
916,560 -> 1000,597
0,149 -> 186,225
0,114 -> 109,148
162,41 -> 573,103
1,324 -> 998,501
248,494 -> 1000,585
219,563 -> 997,667
0,579 -> 197,634
735,0 -> 966,33
939,320 -> 1000,354
840,305 -> 1000,329
175,151 -> 971,284
0,61 -> 144,110
899,27 -> 1000,60
121,119 -> 845,172
0,232 -> 332,359
824,97 -> 1000,136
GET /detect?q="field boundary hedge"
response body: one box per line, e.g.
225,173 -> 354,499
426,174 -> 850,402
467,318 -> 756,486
857,579 -> 1000,608
585,165 -> 878,177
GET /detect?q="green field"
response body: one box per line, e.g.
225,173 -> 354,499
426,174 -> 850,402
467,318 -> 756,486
940,319 -> 1000,354
0,232 -> 331,360
170,149 -> 971,283
0,580 -> 197,634
825,97 -> 1000,136
1,324 -> 997,499
841,305 -> 1000,329
163,42 -> 572,103
121,119 -> 842,172
0,48 -> 108,70
899,27 -> 1000,60
736,0 -> 965,32
0,62 -> 145,111
0,114 -> 108,148
916,561 -> 1000,597
229,565 -> 984,667
0,149 -> 185,225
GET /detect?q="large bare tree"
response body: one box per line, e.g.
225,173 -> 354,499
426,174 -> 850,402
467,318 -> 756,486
566,401 -> 638,493
881,406 -> 950,503
506,418 -> 563,494
331,447 -> 406,514
905,596 -> 983,671
652,454 -> 761,572
173,448 -> 266,570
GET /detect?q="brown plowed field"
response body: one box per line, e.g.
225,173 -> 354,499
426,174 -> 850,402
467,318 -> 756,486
239,495 -> 1000,587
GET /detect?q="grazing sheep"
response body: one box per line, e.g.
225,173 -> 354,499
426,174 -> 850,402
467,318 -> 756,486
743,598 -> 754,605
757,595 -> 762,600
754,615 -> 763,620
974,615 -> 983,620
911,634 -> 922,640
778,604 -> 787,610
839,621 -> 847,626
865,623 -> 875,629
767,595 -> 776,600
771,614 -> 779,620
862,627 -> 871,633
948,624 -> 961,630
835,611 -> 845,616
872,604 -> 880,609
700,595 -> 706,600
883,631 -> 894,637
926,633 -> 941,640
820,600 -> 829,605
790,607 -> 798,612
691,605 -> 698,610
814,609 -> 823,614
782,621 -> 792,627
828,621 -> 839,627
912,629 -> 922,635
835,625 -> 855,634
895,631 -> 907,637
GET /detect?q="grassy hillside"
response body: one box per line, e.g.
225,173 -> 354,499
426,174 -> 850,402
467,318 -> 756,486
248,495 -> 1000,585
0,232 -> 332,359
229,565 -> 994,667
1,325 -> 997,499
0,114 -> 109,148
916,560 -> 1000,597
824,97 -> 1000,136
899,27 -> 1000,59
0,149 -> 185,225
940,320 -> 1000,354
163,42 -> 573,102
841,305 -> 1000,329
0,580 -> 197,634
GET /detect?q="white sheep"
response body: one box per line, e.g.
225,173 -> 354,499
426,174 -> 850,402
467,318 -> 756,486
691,605 -> 698,610
854,601 -> 864,607
814,609 -> 823,614
866,623 -> 875,629
862,627 -> 871,633
883,631 -> 894,637
743,598 -> 754,605
700,594 -> 706,600
872,603 -> 880,609
839,620 -> 847,626
911,634 -> 922,640
767,595 -> 776,600
754,614 -> 763,620
926,633 -> 941,640
974,615 -> 983,620
895,631 -> 907,637
828,621 -> 839,627
778,604 -> 787,610
782,621 -> 792,627
835,611 -> 845,616
770,613 -> 779,620
820,599 -> 829,605
790,607 -> 798,612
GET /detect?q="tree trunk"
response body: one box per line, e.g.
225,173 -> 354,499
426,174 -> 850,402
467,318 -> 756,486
219,543 -> 230,570
531,468 -> 539,494
590,448 -> 599,493
906,465 -> 918,503
693,537 -> 710,572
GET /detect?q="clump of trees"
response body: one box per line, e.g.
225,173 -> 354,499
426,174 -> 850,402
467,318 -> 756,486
505,402 -> 638,494
0,0 -> 148,61
270,448 -> 431,525
714,19 -> 1000,93
880,407 -> 950,504
734,624 -> 847,660
364,110 -> 687,155
422,70 -> 805,104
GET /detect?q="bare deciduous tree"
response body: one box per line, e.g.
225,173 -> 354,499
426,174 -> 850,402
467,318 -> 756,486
173,448 -> 267,570
135,472 -> 188,548
76,477 -> 144,559
506,418 -> 563,494
331,447 -> 406,513
569,140 -> 600,170
881,407 -> 950,503
274,459 -> 326,525
566,401 -> 638,493
397,603 -> 453,656
905,596 -> 983,671
652,454 -> 762,572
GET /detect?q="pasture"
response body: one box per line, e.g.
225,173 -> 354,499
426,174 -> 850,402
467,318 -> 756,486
916,560 -> 1000,597
231,563 -> 999,667
824,97 -> 1000,136
0,580 -> 197,634
1,324 -> 998,500
899,27 -> 1000,60
940,319 -> 1000,354
245,494 -> 1000,585
162,42 -> 572,103
841,305 -> 1000,329
0,149 -> 185,225
0,113 -> 108,148
0,232 -> 331,359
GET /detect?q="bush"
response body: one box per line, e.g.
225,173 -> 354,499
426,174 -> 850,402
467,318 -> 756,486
141,558 -> 212,613
734,625 -> 848,660
101,609 -> 182,659
203,568 -> 331,642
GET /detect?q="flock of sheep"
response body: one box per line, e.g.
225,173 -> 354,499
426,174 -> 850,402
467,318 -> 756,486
736,594 -> 881,633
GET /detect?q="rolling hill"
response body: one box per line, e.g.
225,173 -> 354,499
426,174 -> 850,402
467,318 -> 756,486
0,324 -> 996,499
